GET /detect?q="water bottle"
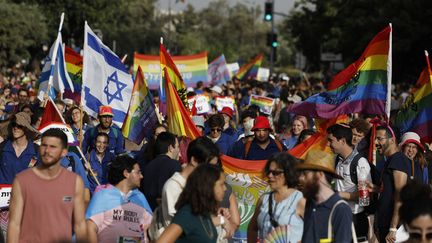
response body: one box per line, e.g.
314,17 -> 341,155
358,168 -> 370,206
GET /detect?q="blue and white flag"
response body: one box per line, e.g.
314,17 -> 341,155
37,13 -> 74,101
82,22 -> 134,127
208,54 -> 231,85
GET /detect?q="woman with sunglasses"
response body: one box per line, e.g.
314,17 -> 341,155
157,164 -> 227,243
207,114 -> 233,155
247,153 -> 305,243
399,180 -> 432,243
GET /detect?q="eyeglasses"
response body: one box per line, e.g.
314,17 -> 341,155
375,137 -> 388,142
211,128 -> 222,132
266,170 -> 284,176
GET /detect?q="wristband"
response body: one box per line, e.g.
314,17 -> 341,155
219,215 -> 225,226
389,227 -> 397,232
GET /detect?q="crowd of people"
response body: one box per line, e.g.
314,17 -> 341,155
0,63 -> 431,243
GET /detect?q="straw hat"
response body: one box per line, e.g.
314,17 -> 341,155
296,149 -> 343,179
14,112 -> 39,137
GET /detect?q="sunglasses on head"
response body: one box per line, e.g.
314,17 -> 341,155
266,170 -> 284,176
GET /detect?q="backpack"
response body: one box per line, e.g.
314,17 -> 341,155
336,153 -> 380,215
244,139 -> 283,158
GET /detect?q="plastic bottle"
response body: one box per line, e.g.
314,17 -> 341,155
358,167 -> 370,206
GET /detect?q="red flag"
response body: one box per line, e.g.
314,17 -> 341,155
39,98 -> 65,130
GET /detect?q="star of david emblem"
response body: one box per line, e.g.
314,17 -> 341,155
104,71 -> 127,104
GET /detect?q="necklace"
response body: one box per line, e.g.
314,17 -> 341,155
199,215 -> 214,239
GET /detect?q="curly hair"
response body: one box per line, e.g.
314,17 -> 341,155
264,152 -> 300,188
107,154 -> 137,185
175,164 -> 223,215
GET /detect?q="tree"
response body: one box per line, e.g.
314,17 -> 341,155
0,0 -> 48,66
284,0 -> 432,83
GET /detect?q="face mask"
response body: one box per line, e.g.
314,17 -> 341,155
244,119 -> 255,136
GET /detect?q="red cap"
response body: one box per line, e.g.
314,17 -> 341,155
251,116 -> 272,131
220,107 -> 233,119
99,105 -> 114,116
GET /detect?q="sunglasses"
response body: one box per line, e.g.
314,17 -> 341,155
211,128 -> 222,132
266,170 -> 284,176
11,122 -> 24,129
408,230 -> 432,241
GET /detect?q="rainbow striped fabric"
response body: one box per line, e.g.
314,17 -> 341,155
249,95 -> 275,115
394,51 -> 432,143
235,54 -> 263,80
121,66 -> 158,144
164,67 -> 201,139
287,26 -> 392,119
133,50 -> 208,89
221,154 -> 268,240
64,46 -> 83,104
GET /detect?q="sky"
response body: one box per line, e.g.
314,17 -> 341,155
156,0 -> 296,21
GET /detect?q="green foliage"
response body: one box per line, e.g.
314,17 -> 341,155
284,0 -> 432,82
0,0 -> 48,66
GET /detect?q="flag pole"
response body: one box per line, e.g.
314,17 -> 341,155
385,23 -> 393,119
43,12 -> 65,108
156,37 -> 164,124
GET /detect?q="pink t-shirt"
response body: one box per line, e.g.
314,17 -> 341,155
89,202 -> 152,243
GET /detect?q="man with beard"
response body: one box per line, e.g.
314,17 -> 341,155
372,125 -> 411,243
86,154 -> 152,243
327,124 -> 371,242
297,149 -> 353,242
233,116 -> 285,160
8,129 -> 87,242
82,106 -> 125,155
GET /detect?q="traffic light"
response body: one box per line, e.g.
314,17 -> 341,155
267,32 -> 278,47
264,2 -> 273,21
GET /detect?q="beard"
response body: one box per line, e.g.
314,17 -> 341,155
302,173 -> 320,201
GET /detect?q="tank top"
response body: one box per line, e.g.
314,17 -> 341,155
16,167 -> 77,243
257,190 -> 304,242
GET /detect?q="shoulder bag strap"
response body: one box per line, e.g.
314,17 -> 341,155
327,200 -> 358,243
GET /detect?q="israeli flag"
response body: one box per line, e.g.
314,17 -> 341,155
82,22 -> 133,127
37,13 -> 74,101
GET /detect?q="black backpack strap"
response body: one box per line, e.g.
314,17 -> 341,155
65,155 -> 76,172
267,192 -> 279,228
0,140 -> 8,162
349,153 -> 364,185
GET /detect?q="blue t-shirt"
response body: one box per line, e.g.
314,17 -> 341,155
87,150 -> 115,193
302,193 -> 353,242
0,140 -> 39,184
60,152 -> 90,189
82,125 -> 125,155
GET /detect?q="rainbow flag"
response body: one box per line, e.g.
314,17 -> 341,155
221,154 -> 268,240
249,95 -> 275,115
235,54 -> 263,80
164,67 -> 201,139
220,114 -> 348,240
289,115 -> 349,159
133,51 -> 208,89
287,26 -> 392,119
208,54 -> 231,85
64,46 -> 83,104
394,51 -> 432,143
122,66 -> 158,144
